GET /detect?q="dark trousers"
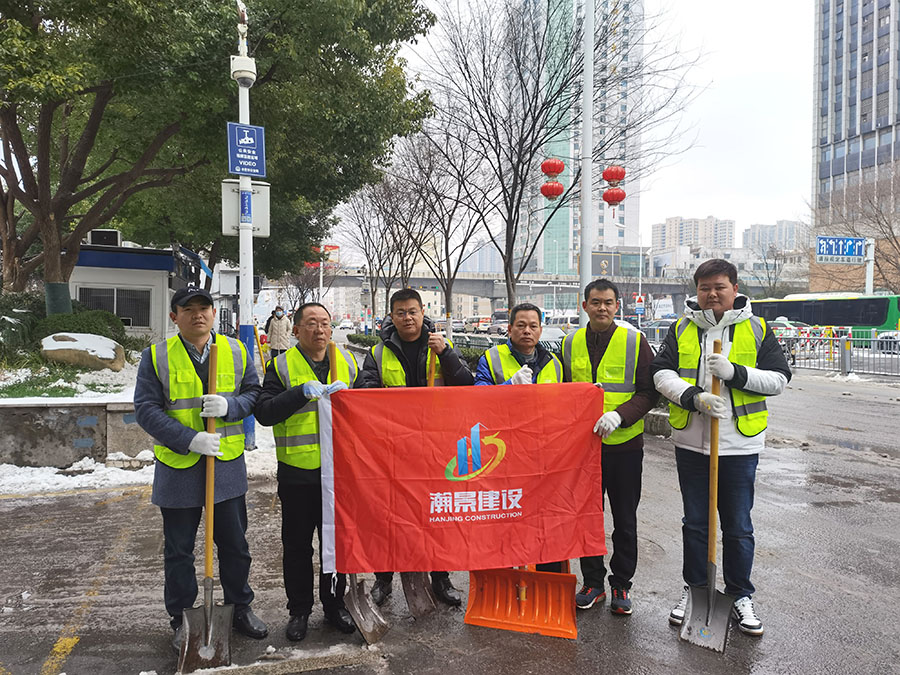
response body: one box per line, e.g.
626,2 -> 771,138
278,482 -> 346,616
676,447 -> 758,598
375,571 -> 450,584
580,448 -> 643,590
161,495 -> 254,627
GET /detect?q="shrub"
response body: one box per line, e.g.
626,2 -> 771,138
33,309 -> 127,346
347,333 -> 379,348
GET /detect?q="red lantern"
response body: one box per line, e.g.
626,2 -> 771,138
540,158 -> 565,179
602,187 -> 626,206
602,165 -> 626,187
541,180 -> 565,200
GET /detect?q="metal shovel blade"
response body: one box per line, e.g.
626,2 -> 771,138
679,577 -> 730,653
344,574 -> 390,644
400,572 -> 438,619
178,580 -> 233,673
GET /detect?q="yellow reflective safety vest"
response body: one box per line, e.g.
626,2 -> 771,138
272,345 -> 358,469
371,339 -> 452,387
483,343 -> 562,384
668,316 -> 769,437
150,333 -> 247,469
561,326 -> 642,445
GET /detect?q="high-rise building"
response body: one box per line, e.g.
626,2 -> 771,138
652,216 -> 735,251
742,220 -> 805,251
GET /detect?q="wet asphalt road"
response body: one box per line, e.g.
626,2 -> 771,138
1,372 -> 899,675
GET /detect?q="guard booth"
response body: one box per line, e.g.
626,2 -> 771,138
68,230 -> 203,341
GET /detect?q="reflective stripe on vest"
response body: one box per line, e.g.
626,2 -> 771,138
668,316 -> 769,437
485,344 -> 562,384
150,334 -> 247,469
272,345 -> 357,469
561,326 -> 642,444
371,340 -> 450,387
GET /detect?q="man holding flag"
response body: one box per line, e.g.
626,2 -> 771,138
254,302 -> 361,642
561,279 -> 657,616
360,288 -> 474,607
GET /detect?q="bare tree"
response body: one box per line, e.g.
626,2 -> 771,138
418,0 -> 699,308
278,256 -> 340,310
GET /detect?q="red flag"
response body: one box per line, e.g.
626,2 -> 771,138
321,383 -> 606,574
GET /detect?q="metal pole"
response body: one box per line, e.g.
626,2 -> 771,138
235,12 -> 256,450
579,0 -> 594,328
865,237 -> 875,295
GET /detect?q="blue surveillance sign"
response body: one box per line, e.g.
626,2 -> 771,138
227,122 -> 266,177
816,235 -> 865,264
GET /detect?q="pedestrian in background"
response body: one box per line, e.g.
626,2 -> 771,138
267,305 -> 292,359
360,288 -> 474,608
561,279 -> 657,616
254,302 -> 360,643
133,286 -> 267,655
652,258 -> 791,636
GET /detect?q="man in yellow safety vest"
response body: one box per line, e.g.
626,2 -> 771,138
254,302 -> 361,643
360,288 -> 474,607
133,286 -> 267,655
560,279 -> 657,616
651,258 -> 790,637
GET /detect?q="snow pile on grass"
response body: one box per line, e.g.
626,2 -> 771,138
41,332 -> 118,360
0,368 -> 31,387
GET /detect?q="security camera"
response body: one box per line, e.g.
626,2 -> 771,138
230,55 -> 257,88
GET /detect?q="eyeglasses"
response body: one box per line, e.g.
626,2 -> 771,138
393,309 -> 420,319
301,321 -> 330,330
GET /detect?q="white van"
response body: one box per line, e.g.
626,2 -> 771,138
546,314 -> 580,333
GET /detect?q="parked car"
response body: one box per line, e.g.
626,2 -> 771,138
875,330 -> 900,353
338,319 -> 354,330
487,320 -> 509,335
451,319 -> 465,332
545,314 -> 580,333
642,318 -> 676,342
538,326 -> 567,350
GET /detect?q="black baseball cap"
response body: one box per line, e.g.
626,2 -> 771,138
171,286 -> 213,312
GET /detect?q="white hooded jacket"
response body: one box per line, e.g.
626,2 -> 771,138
651,294 -> 791,456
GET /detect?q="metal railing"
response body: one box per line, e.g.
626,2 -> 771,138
781,333 -> 900,376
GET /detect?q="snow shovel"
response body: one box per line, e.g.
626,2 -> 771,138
326,341 -> 391,643
179,343 -> 234,673
465,564 -> 578,639
680,338 -> 730,653
398,349 -> 442,618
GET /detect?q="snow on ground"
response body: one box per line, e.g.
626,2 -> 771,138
41,332 -> 119,360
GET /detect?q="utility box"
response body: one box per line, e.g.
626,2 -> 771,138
221,179 -> 271,237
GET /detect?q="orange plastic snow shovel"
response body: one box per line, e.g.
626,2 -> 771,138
326,341 -> 391,643
465,563 -> 578,639
179,343 -> 233,673
680,338 -> 731,653
399,349 -> 441,618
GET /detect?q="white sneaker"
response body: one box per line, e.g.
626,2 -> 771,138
669,585 -> 689,626
732,596 -> 764,636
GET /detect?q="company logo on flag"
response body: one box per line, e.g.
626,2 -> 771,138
445,423 -> 506,481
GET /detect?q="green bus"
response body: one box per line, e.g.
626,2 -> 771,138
752,293 -> 900,334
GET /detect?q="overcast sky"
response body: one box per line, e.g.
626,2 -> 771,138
638,1 -> 815,238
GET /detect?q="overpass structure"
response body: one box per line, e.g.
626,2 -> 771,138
331,271 -> 808,310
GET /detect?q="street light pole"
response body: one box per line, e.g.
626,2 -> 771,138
579,0 -> 594,329
232,1 -> 257,449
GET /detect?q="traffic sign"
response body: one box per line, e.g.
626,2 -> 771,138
635,295 -> 645,315
816,236 -> 865,264
227,122 -> 266,177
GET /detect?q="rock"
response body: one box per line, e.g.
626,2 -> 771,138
41,333 -> 126,372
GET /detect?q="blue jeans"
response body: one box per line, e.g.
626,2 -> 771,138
675,447 -> 758,599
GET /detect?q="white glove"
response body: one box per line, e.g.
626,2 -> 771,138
325,381 -> 348,395
199,394 -> 228,418
593,411 -> 622,439
707,353 -> 735,381
302,381 -> 327,400
694,392 -> 730,420
508,365 -> 533,385
189,432 -> 223,457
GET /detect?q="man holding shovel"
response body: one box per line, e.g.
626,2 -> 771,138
561,279 -> 657,616
254,302 -> 361,642
360,288 -> 474,608
134,286 -> 267,655
651,259 -> 790,637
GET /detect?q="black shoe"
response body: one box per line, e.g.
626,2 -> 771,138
171,623 -> 185,655
432,577 -> 462,607
324,606 -> 356,634
371,579 -> 392,606
285,614 -> 309,642
233,607 -> 268,639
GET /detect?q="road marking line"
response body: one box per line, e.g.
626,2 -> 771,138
39,491 -> 148,675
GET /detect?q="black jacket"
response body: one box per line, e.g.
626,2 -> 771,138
360,315 -> 474,387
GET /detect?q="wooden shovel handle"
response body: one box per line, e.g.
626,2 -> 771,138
204,342 -> 218,579
707,339 -> 721,565
328,341 -> 338,382
427,349 -> 437,387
